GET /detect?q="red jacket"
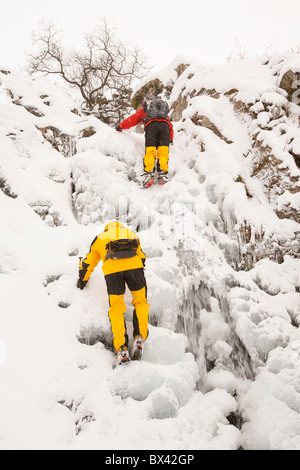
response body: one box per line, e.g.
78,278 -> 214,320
120,107 -> 174,141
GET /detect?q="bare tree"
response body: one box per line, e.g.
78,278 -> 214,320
27,18 -> 151,125
227,36 -> 249,63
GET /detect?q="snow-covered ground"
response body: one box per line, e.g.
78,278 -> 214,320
0,56 -> 299,450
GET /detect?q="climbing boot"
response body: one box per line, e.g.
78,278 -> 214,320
117,346 -> 130,365
142,171 -> 155,188
157,171 -> 169,185
131,335 -> 144,361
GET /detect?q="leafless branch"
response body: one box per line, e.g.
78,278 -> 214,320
27,17 -> 152,124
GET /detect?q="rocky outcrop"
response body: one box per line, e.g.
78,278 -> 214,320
280,69 -> 300,103
134,57 -> 300,229
81,126 -> 96,138
131,78 -> 164,110
130,56 -> 300,274
131,61 -> 191,110
190,113 -> 233,144
37,126 -> 77,157
0,173 -> 17,199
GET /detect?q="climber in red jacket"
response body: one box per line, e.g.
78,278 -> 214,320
117,96 -> 174,188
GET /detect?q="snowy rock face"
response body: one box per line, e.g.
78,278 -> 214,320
0,55 -> 299,450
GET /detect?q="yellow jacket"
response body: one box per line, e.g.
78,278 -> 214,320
80,221 -> 146,279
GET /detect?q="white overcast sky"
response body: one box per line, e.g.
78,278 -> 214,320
0,0 -> 299,71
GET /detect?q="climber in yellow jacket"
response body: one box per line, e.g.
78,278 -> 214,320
77,221 -> 149,365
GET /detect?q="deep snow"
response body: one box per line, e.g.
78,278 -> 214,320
0,56 -> 299,450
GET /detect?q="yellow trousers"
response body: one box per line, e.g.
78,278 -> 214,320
144,146 -> 169,173
105,268 -> 149,352
108,288 -> 149,351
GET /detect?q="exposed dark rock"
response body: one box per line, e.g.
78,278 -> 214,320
24,106 -> 45,117
190,113 -> 233,144
81,126 -> 96,138
131,78 -> 164,109
170,92 -> 188,121
280,69 -> 300,102
37,126 -> 77,157
0,175 -> 17,199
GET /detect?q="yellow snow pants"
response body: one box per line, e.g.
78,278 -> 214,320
105,268 -> 149,351
144,146 -> 169,173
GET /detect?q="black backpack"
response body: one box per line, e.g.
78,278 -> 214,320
105,238 -> 139,260
143,97 -> 169,120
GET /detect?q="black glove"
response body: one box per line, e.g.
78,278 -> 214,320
116,125 -> 122,132
170,140 -> 173,145
77,279 -> 88,290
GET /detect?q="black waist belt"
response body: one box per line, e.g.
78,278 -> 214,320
105,239 -> 139,261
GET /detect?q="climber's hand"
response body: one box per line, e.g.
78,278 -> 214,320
77,279 -> 88,290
